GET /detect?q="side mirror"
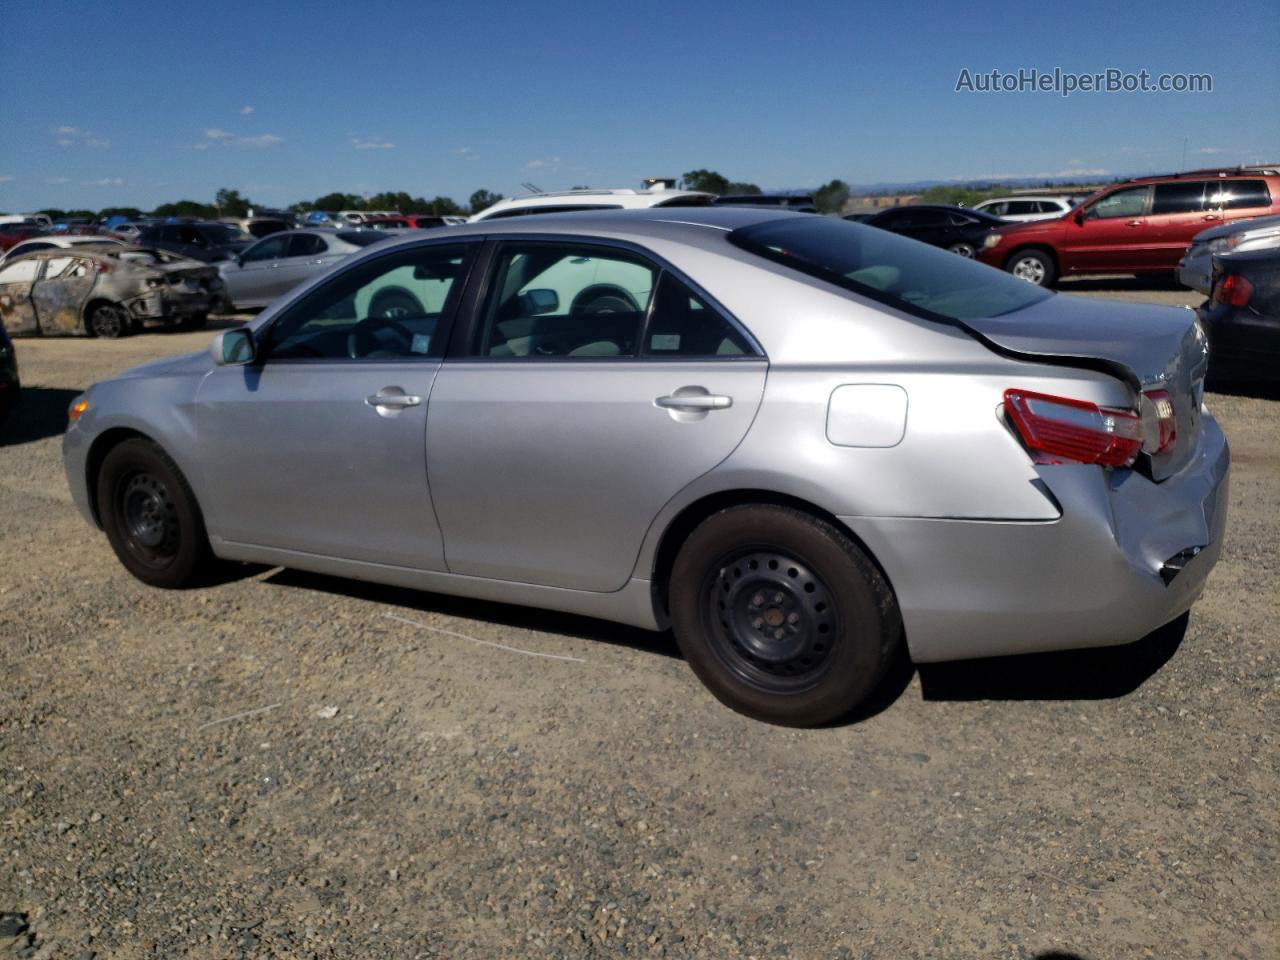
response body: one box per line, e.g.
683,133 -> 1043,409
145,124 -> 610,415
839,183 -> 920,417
519,288 -> 559,314
1074,209 -> 1086,225
211,327 -> 255,366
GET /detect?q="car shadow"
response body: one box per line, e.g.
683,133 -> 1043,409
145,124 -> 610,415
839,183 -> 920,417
1057,275 -> 1187,293
916,613 -> 1187,702
260,567 -> 684,660
1206,374 -> 1280,401
0,387 -> 81,447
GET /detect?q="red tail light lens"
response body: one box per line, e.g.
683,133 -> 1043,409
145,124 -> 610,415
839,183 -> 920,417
95,261 -> 111,274
1004,389 -> 1143,467
1141,389 -> 1177,454
1214,274 -> 1253,307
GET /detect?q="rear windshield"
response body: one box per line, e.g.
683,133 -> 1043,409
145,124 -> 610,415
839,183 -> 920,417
336,230 -> 391,247
729,217 -> 1052,321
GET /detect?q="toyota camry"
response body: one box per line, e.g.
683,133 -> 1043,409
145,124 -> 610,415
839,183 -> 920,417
62,208 -> 1229,725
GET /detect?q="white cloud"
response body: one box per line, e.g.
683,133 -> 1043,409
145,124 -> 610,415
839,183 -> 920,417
55,125 -> 110,148
241,105 -> 255,115
452,146 -> 473,155
45,177 -> 69,184
83,178 -> 124,187
526,155 -> 561,169
1197,147 -> 1224,154
352,137 -> 395,150
0,175 -> 13,183
201,128 -> 283,148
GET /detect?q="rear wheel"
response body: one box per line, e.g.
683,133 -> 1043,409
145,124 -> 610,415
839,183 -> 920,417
1005,248 -> 1057,287
97,438 -> 214,588
669,505 -> 901,726
88,303 -> 130,338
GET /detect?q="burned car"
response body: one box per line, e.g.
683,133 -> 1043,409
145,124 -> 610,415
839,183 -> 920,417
0,246 -> 225,338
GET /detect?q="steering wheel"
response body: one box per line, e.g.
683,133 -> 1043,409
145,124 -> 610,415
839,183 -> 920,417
347,316 -> 416,359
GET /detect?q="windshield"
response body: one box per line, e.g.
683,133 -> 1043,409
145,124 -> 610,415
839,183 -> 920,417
200,224 -> 248,244
729,216 -> 1052,321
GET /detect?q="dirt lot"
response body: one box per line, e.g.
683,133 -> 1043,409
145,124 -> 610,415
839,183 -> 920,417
2,283 -> 1277,960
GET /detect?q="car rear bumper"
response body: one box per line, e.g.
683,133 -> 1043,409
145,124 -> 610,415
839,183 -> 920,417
841,412 -> 1230,662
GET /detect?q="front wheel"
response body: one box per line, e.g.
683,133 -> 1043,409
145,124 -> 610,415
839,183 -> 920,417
948,241 -> 976,258
1005,249 -> 1057,287
97,438 -> 215,588
88,303 -> 131,338
669,505 -> 901,726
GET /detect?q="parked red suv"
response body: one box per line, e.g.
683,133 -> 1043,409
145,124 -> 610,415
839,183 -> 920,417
978,166 -> 1280,286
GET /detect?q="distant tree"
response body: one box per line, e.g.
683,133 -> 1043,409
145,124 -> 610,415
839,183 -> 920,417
681,169 -> 730,194
313,192 -> 364,211
919,185 -> 988,207
151,200 -> 217,218
570,184 -> 591,190
724,182 -> 762,195
423,195 -> 464,216
36,208 -> 67,219
812,179 -> 851,214
98,207 -> 144,220
215,188 -> 252,218
468,189 -> 503,214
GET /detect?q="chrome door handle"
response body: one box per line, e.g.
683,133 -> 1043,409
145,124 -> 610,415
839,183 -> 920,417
656,393 -> 732,410
1125,220 -> 1143,227
366,392 -> 421,408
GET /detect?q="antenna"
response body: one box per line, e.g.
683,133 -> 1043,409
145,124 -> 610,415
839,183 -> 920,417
521,182 -> 544,194
1180,137 -> 1188,173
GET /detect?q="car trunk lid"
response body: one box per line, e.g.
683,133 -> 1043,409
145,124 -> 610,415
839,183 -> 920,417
964,294 -> 1209,481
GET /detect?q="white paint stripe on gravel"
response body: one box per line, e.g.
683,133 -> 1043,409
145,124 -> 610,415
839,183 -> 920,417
384,612 -> 587,663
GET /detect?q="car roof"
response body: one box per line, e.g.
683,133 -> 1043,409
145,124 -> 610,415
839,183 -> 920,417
977,195 -> 1073,204
471,189 -> 715,220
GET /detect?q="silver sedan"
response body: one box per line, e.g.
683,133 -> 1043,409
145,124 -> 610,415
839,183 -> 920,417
63,209 -> 1228,725
217,228 -> 392,309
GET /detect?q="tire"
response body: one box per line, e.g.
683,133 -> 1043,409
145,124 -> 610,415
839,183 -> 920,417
669,505 -> 901,726
1005,248 -> 1057,287
88,303 -> 130,339
948,241 -> 976,258
97,438 -> 214,588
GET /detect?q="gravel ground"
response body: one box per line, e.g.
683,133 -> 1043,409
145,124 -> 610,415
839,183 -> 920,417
1,283 -> 1276,960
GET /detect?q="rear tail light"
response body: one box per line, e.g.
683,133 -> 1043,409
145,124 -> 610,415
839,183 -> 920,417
1213,274 -> 1253,307
1141,389 -> 1177,455
1004,389 -> 1143,467
95,261 -> 111,274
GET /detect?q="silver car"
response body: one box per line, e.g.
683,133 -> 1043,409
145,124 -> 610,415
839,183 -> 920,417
1178,214 -> 1280,295
62,209 -> 1229,726
217,228 -> 390,309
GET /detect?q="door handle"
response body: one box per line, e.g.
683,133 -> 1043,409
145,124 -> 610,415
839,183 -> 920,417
366,392 -> 421,408
1201,214 -> 1222,221
1125,220 -> 1143,227
656,393 -> 732,410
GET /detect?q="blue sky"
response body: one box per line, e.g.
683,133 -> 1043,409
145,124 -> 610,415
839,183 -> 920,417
3,0 -> 1277,212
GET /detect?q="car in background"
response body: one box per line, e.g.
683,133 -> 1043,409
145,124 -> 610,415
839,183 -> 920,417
0,223 -> 47,252
217,228 -> 392,309
404,214 -> 453,229
1178,214 -> 1280,295
979,167 -> 1280,286
361,216 -> 414,230
1196,245 -> 1280,382
0,324 -> 18,423
64,209 -> 1226,726
714,195 -> 817,212
0,246 -> 223,337
134,222 -> 252,264
973,196 -> 1076,222
220,216 -> 292,240
862,204 -> 1006,257
468,187 -> 714,221
107,222 -> 151,243
0,213 -> 52,229
0,234 -> 125,265
842,212 -> 876,223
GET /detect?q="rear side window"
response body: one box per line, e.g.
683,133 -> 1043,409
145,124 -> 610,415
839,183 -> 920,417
642,272 -> 754,357
1005,201 -> 1038,215
1207,179 -> 1272,210
729,216 -> 1052,322
287,234 -> 328,257
0,259 -> 41,283
1152,182 -> 1209,214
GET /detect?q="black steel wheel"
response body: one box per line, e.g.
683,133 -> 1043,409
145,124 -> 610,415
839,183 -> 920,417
670,504 -> 901,726
97,438 -> 214,588
88,303 -> 130,339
